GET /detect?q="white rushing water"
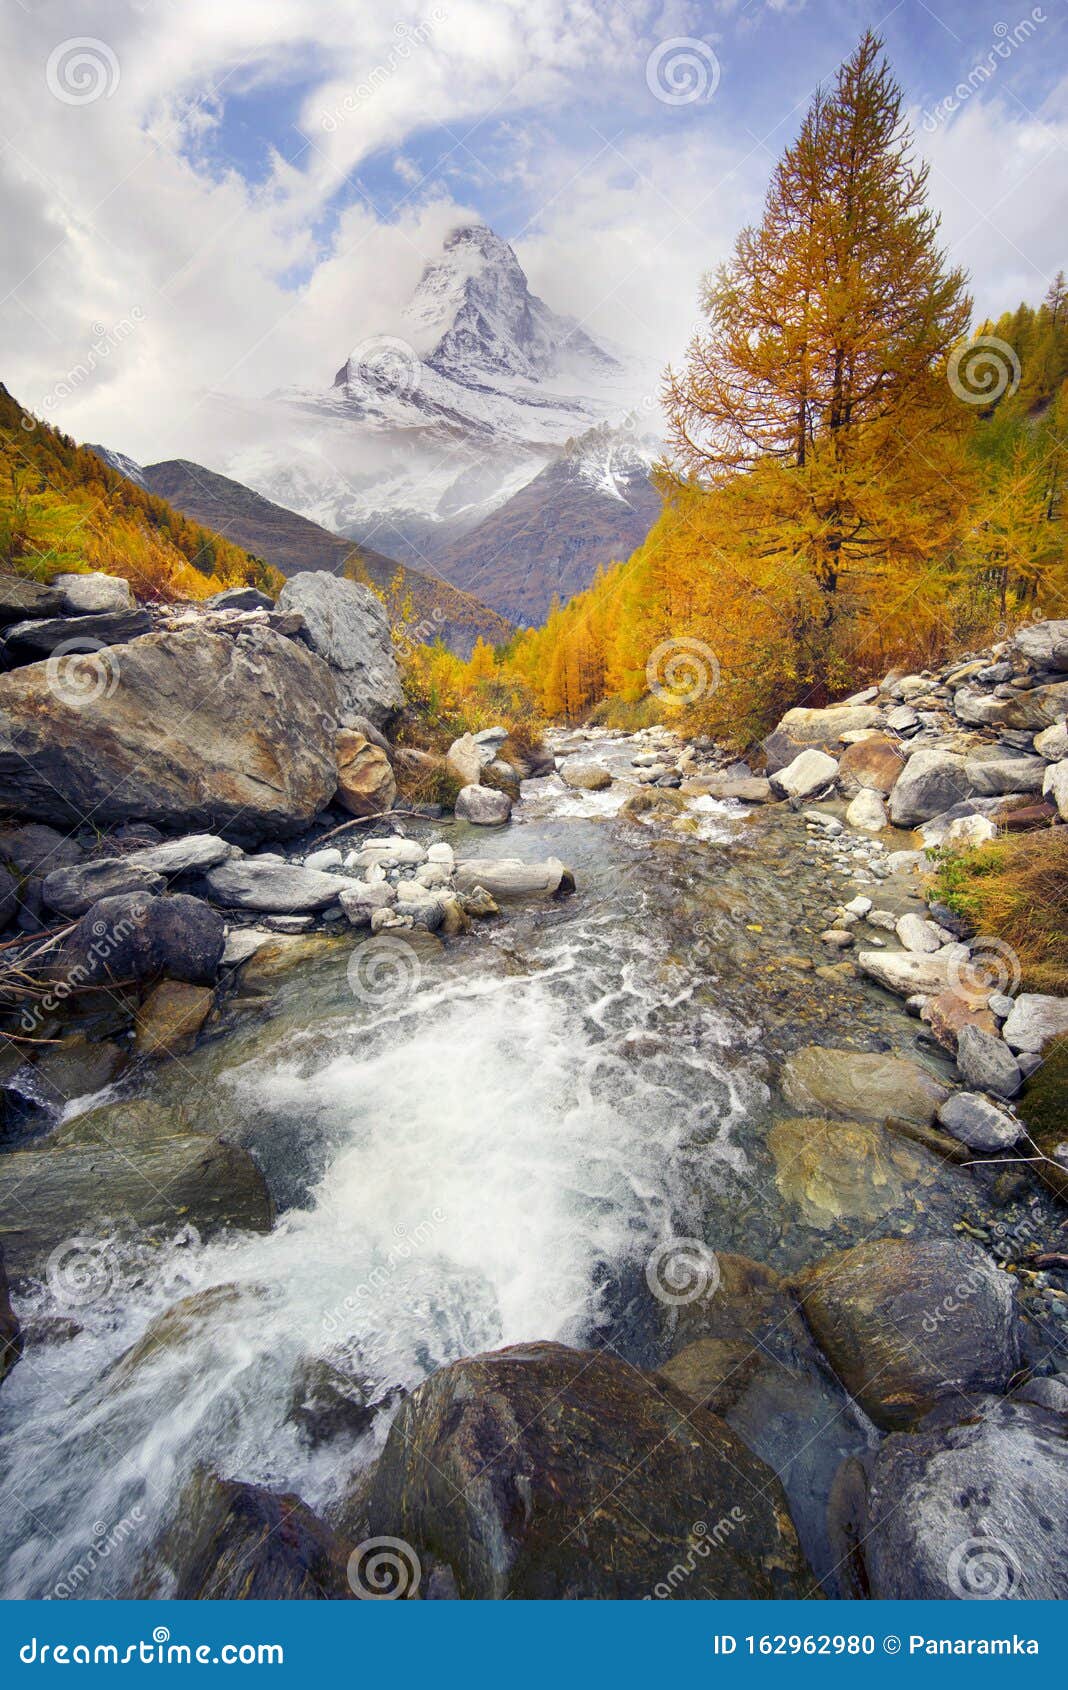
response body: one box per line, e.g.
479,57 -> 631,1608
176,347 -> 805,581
0,738 -> 761,1597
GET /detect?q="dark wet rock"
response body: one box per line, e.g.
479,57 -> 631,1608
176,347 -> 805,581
0,862 -> 17,929
0,1245 -> 21,1386
830,1396 -> 1068,1598
3,1035 -> 127,1127
289,1354 -> 400,1449
779,1045 -> 949,1125
0,1122 -> 272,1280
41,858 -> 165,918
0,625 -> 338,840
0,573 -> 63,623
0,823 -> 85,875
52,892 -> 225,988
365,1340 -> 816,1599
766,1115 -> 975,1237
0,608 -> 150,665
207,587 -> 274,612
795,1237 -> 1021,1431
141,1468 -> 352,1599
655,1254 -> 869,1595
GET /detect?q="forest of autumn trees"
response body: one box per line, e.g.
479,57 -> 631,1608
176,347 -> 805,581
446,34 -> 1068,742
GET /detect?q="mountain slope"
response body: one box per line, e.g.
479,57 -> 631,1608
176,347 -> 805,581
0,386 -> 279,601
135,456 -> 512,657
435,423 -> 663,624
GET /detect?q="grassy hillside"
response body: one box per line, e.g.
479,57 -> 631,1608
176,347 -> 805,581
0,386 -> 282,601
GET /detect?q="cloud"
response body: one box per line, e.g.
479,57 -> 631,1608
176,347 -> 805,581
0,0 -> 1062,465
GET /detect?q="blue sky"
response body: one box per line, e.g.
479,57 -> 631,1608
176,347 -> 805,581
1,0 -> 1065,459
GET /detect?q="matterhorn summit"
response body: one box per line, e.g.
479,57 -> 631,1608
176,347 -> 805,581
222,222 -> 659,617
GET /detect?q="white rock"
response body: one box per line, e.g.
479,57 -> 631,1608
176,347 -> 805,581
844,896 -> 873,917
769,748 -> 839,801
455,785 -> 513,825
845,788 -> 888,832
53,570 -> 135,613
453,857 -> 574,899
1001,993 -> 1068,1054
1042,759 -> 1068,820
1034,722 -> 1068,761
427,842 -> 455,865
945,814 -> 998,847
895,912 -> 944,954
220,928 -> 274,966
304,847 -> 343,872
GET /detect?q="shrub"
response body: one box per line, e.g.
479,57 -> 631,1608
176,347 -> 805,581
932,828 -> 1068,994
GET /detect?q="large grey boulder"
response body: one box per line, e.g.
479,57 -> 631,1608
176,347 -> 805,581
795,1237 -> 1020,1430
955,1023 -> 1022,1098
833,1397 -> 1068,1598
964,755 -> 1047,796
1013,618 -> 1068,671
768,748 -> 838,801
1043,759 -> 1068,820
937,1091 -> 1023,1151
41,858 -> 165,918
364,1341 -> 815,1599
955,680 -> 1068,731
124,834 -> 232,875
561,760 -> 612,791
277,572 -> 402,726
889,749 -> 973,826
0,626 -> 338,841
454,784 -> 512,824
203,858 -> 351,913
453,857 -> 575,898
856,945 -> 964,997
52,571 -> 135,613
1034,721 -> 1068,760
1001,991 -> 1068,1054
0,574 -> 63,623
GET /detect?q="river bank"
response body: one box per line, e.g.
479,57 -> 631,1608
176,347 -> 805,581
0,578 -> 1066,1601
